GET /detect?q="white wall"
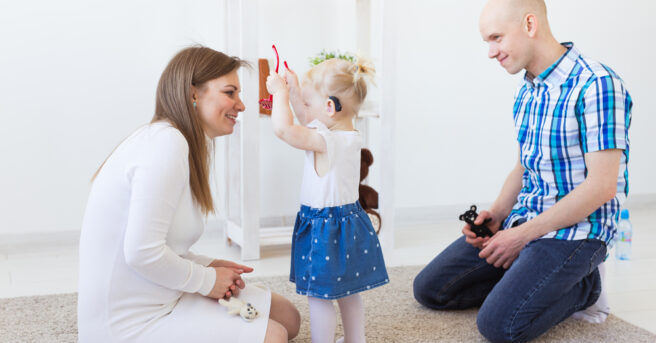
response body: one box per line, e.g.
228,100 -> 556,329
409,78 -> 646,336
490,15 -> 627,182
1,0 -> 654,235
0,0 -> 226,234
392,0 -> 656,210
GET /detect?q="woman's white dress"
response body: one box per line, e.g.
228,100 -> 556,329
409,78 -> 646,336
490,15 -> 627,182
78,122 -> 270,342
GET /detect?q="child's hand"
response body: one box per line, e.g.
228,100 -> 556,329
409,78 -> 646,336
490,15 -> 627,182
266,72 -> 288,95
284,68 -> 300,92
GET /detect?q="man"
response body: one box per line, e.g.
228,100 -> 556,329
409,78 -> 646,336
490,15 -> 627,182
413,1 -> 632,342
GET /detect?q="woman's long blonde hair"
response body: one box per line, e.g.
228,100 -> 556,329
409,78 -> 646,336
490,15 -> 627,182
304,57 -> 376,114
94,46 -> 247,215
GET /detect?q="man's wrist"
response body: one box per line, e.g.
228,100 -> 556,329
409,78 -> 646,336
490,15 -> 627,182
521,221 -> 546,241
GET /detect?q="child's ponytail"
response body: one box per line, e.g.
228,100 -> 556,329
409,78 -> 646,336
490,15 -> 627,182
352,57 -> 376,86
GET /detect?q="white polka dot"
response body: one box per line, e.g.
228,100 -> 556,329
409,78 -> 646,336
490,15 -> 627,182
356,272 -> 359,277
303,276 -> 306,280
325,256 -> 330,261
325,294 -> 329,298
376,243 -> 380,247
334,239 -> 337,244
314,239 -> 318,243
355,214 -> 359,217
354,235 -> 357,240
367,285 -> 371,289
350,211 -> 353,214
312,276 -> 316,280
347,291 -> 351,295
337,277 -> 341,281
342,218 -> 345,222
364,249 -> 368,254
385,279 -> 389,282
373,266 -> 376,271
309,256 -> 312,261
370,231 -> 374,235
324,219 -> 328,223
346,254 -> 350,259
302,256 -> 305,260
329,214 -> 333,217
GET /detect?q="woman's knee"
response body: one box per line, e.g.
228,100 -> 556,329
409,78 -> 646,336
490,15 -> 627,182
270,292 -> 301,339
263,319 -> 288,343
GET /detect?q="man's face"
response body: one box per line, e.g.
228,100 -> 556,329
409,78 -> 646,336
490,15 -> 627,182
479,8 -> 531,75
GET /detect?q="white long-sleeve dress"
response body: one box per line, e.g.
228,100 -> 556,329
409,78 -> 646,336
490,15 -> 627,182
78,122 -> 270,342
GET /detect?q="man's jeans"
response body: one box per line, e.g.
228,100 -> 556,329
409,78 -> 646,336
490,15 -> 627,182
413,236 -> 606,343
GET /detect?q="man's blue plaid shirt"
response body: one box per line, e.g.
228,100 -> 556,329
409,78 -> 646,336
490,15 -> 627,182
504,43 -> 632,247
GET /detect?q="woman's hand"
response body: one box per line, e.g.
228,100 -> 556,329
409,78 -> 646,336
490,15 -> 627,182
208,260 -> 253,298
266,72 -> 288,95
209,259 -> 254,273
207,267 -> 244,300
462,209 -> 502,249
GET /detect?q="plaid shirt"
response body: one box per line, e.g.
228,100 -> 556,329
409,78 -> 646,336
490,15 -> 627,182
503,43 -> 632,246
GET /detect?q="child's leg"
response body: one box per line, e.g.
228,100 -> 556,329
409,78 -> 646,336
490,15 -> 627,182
336,294 -> 365,343
308,296 -> 337,343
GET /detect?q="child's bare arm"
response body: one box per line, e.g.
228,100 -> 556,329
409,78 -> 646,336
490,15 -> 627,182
284,69 -> 310,126
267,73 -> 326,153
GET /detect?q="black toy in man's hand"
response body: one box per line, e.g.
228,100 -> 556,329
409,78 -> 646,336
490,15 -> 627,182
459,205 -> 494,238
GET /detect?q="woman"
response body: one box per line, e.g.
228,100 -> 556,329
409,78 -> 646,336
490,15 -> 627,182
78,46 -> 300,343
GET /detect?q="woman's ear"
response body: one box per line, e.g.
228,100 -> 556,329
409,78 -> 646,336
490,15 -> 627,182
326,99 -> 337,117
191,85 -> 198,102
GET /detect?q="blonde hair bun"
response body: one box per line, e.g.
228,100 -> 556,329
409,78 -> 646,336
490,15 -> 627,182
352,56 -> 376,86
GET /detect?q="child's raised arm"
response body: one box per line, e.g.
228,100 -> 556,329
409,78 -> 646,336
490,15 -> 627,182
266,72 -> 326,153
283,68 -> 311,126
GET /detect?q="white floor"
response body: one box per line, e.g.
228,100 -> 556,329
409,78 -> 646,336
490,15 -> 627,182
1,207 -> 654,335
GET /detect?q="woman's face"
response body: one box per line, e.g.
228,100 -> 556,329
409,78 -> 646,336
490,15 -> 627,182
194,70 -> 245,138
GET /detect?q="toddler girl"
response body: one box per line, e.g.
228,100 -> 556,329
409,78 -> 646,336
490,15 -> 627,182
266,58 -> 389,343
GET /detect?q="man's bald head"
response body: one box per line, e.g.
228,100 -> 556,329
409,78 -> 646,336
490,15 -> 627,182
481,0 -> 548,28
479,0 -> 556,75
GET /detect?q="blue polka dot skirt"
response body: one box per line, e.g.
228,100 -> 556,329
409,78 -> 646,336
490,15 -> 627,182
290,201 -> 389,299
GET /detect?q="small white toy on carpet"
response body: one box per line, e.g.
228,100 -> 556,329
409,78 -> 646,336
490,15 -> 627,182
218,297 -> 259,322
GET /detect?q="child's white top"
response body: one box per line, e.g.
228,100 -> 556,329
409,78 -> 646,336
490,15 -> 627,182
299,119 -> 362,208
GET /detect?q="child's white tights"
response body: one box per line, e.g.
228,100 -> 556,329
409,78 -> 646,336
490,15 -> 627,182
308,294 -> 365,343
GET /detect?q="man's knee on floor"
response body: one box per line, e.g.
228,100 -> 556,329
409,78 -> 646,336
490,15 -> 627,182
413,270 -> 446,307
477,306 -> 517,343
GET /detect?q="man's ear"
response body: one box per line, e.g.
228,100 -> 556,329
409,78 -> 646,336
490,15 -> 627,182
524,13 -> 538,38
326,99 -> 337,117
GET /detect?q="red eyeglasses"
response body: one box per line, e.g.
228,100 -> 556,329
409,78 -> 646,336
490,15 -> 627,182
259,44 -> 289,110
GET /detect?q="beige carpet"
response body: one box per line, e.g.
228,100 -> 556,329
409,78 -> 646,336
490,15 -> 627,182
1,266 -> 655,342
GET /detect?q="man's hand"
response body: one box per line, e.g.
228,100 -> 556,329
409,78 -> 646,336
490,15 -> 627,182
462,209 -> 502,249
478,225 -> 530,269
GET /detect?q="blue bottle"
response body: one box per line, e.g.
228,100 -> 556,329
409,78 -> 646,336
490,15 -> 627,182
615,209 -> 632,260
